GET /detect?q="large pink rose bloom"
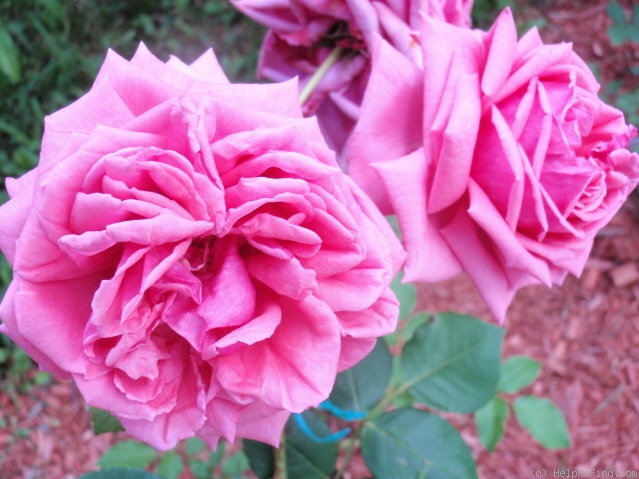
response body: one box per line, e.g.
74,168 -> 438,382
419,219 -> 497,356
232,0 -> 474,154
0,44 -> 403,450
346,9 -> 639,321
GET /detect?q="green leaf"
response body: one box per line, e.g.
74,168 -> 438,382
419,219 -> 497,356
0,347 -> 10,363
207,442 -> 225,468
475,397 -> 509,451
392,272 -> 416,320
617,91 -> 639,126
79,469 -> 162,479
33,371 -> 51,385
385,274 -> 421,348
329,338 -> 392,412
222,450 -> 250,478
243,439 -> 275,479
90,408 -> 125,435
497,355 -> 541,394
385,215 -> 401,237
609,24 -> 630,45
513,395 -> 571,450
401,313 -> 504,413
607,2 -> 639,45
35,0 -> 69,29
98,440 -> 158,469
607,1 -> 627,25
184,437 -> 206,456
188,458 -> 210,479
156,452 -> 183,479
10,346 -> 32,375
386,312 -> 431,350
0,21 -> 21,83
285,411 -> 338,479
397,313 -> 430,345
361,408 -> 477,479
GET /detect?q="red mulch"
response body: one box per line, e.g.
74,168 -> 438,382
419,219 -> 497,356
1,2 -> 638,478
0,380 -> 116,479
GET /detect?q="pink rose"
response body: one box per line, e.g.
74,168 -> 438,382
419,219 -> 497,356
346,9 -> 639,321
0,44 -> 403,450
232,0 -> 474,154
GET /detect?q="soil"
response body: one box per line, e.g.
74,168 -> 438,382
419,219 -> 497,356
1,1 -> 638,478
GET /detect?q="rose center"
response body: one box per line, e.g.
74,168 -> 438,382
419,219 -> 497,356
185,237 -> 217,274
319,21 -> 368,57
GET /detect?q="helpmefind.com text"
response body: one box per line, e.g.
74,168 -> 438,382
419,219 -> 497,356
530,469 -> 639,478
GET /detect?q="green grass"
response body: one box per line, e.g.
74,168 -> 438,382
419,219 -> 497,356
0,0 -> 264,187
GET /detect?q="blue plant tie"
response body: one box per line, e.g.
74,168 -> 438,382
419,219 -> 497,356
293,400 -> 367,443
293,414 -> 352,443
318,400 -> 367,421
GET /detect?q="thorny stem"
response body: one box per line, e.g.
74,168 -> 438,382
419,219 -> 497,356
298,46 -> 343,105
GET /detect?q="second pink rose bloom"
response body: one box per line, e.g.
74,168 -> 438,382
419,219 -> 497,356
232,0 -> 474,154
346,9 -> 639,321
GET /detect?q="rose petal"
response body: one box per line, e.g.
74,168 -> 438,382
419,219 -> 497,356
374,149 -> 461,282
216,296 -> 340,412
0,171 -> 36,263
345,36 -> 423,213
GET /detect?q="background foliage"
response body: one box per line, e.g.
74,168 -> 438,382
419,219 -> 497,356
0,0 -> 264,194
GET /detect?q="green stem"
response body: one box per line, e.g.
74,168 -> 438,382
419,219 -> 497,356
275,434 -> 287,479
334,436 -> 359,479
298,46 -> 343,105
369,382 -> 413,418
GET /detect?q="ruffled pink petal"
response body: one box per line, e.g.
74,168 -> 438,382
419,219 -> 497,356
374,149 -> 461,282
233,403 -> 290,446
10,273 -> 102,374
166,48 -> 229,84
200,397 -> 289,447
421,13 -> 482,130
439,208 -> 522,323
0,281 -> 70,379
215,296 -> 340,412
246,255 -> 317,300
337,336 -> 376,372
336,286 -> 399,338
40,80 -> 135,171
78,349 -> 206,451
12,208 -> 87,282
317,268 -> 386,311
466,179 -> 552,285
0,170 -> 36,263
213,303 -> 282,355
481,8 -> 517,99
373,2 -> 421,64
346,36 -> 423,213
427,70 -> 481,212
